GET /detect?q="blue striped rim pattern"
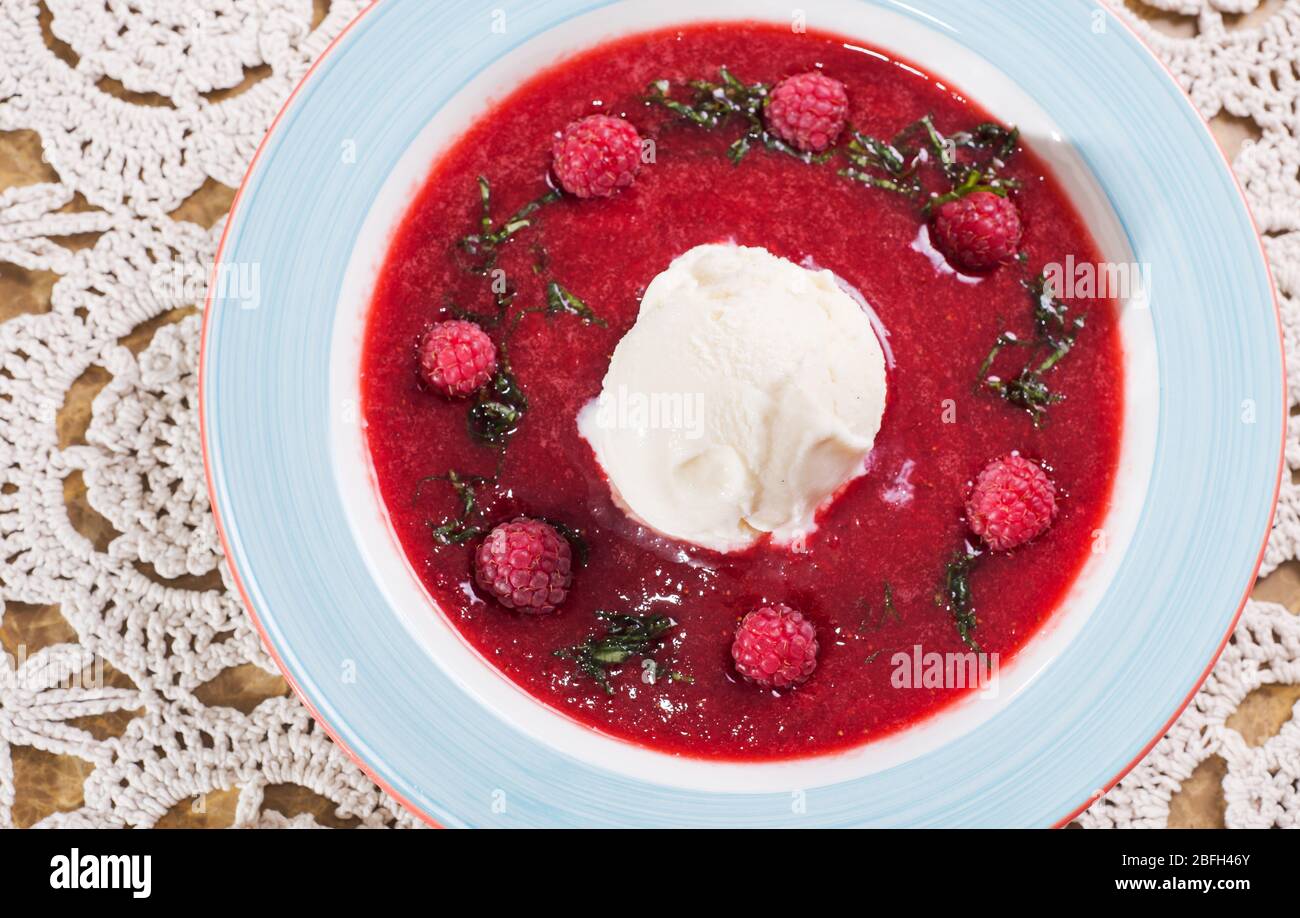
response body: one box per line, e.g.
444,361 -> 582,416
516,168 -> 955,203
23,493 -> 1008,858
202,0 -> 1282,826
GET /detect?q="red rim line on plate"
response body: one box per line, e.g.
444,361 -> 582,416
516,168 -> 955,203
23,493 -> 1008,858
197,0 -> 1287,830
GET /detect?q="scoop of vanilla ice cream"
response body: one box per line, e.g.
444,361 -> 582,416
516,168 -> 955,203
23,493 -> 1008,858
578,243 -> 888,553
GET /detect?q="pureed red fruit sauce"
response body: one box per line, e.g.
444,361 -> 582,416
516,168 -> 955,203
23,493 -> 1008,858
360,23 -> 1124,759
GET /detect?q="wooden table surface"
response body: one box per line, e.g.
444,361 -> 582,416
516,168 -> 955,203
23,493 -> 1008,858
0,0 -> 1296,829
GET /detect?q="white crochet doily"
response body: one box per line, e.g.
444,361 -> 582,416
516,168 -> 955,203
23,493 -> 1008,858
1,0 -> 1298,829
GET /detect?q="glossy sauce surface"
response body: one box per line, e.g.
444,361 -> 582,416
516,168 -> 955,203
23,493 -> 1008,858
361,23 -> 1124,759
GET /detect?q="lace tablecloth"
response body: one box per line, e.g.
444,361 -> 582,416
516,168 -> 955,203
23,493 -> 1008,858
1,0 -> 1297,829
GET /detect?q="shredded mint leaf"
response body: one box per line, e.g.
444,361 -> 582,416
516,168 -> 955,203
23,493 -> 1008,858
467,368 -> 528,448
953,122 -> 1021,160
462,279 -> 604,452
458,177 -> 561,274
923,168 -> 1018,216
843,114 -> 1021,213
414,470 -> 491,548
977,275 -> 1085,427
554,612 -> 682,695
840,131 -> 923,197
428,520 -> 484,545
1026,274 -> 1087,352
935,548 -> 982,652
544,282 -> 606,327
648,68 -> 830,166
855,134 -> 910,175
983,368 -> 1065,428
917,114 -> 957,169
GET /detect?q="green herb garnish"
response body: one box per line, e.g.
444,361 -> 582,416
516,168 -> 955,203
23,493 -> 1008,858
914,113 -> 1022,215
841,114 -> 1021,212
953,122 -> 1022,161
544,282 -> 606,327
935,549 -> 981,652
840,131 -> 922,197
951,121 -> 1019,159
414,469 -> 490,547
977,275 -> 1085,427
460,277 -> 607,450
1027,274 -> 1087,352
647,68 -> 829,165
923,167 -> 1018,216
904,114 -> 959,174
428,518 -> 484,545
554,612 -> 683,694
983,365 -> 1065,426
458,177 -> 561,273
506,280 -> 608,334
467,367 -> 528,448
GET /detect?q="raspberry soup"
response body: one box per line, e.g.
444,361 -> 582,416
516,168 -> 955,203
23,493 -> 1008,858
358,22 -> 1126,761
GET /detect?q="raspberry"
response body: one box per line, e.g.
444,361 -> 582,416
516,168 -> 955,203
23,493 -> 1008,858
475,518 -> 573,614
731,604 -> 819,689
418,320 -> 497,398
966,454 -> 1058,552
765,72 -> 848,153
930,191 -> 1023,273
552,115 -> 643,199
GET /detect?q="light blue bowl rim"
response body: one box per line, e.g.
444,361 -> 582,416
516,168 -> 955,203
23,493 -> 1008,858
200,0 -> 1284,827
